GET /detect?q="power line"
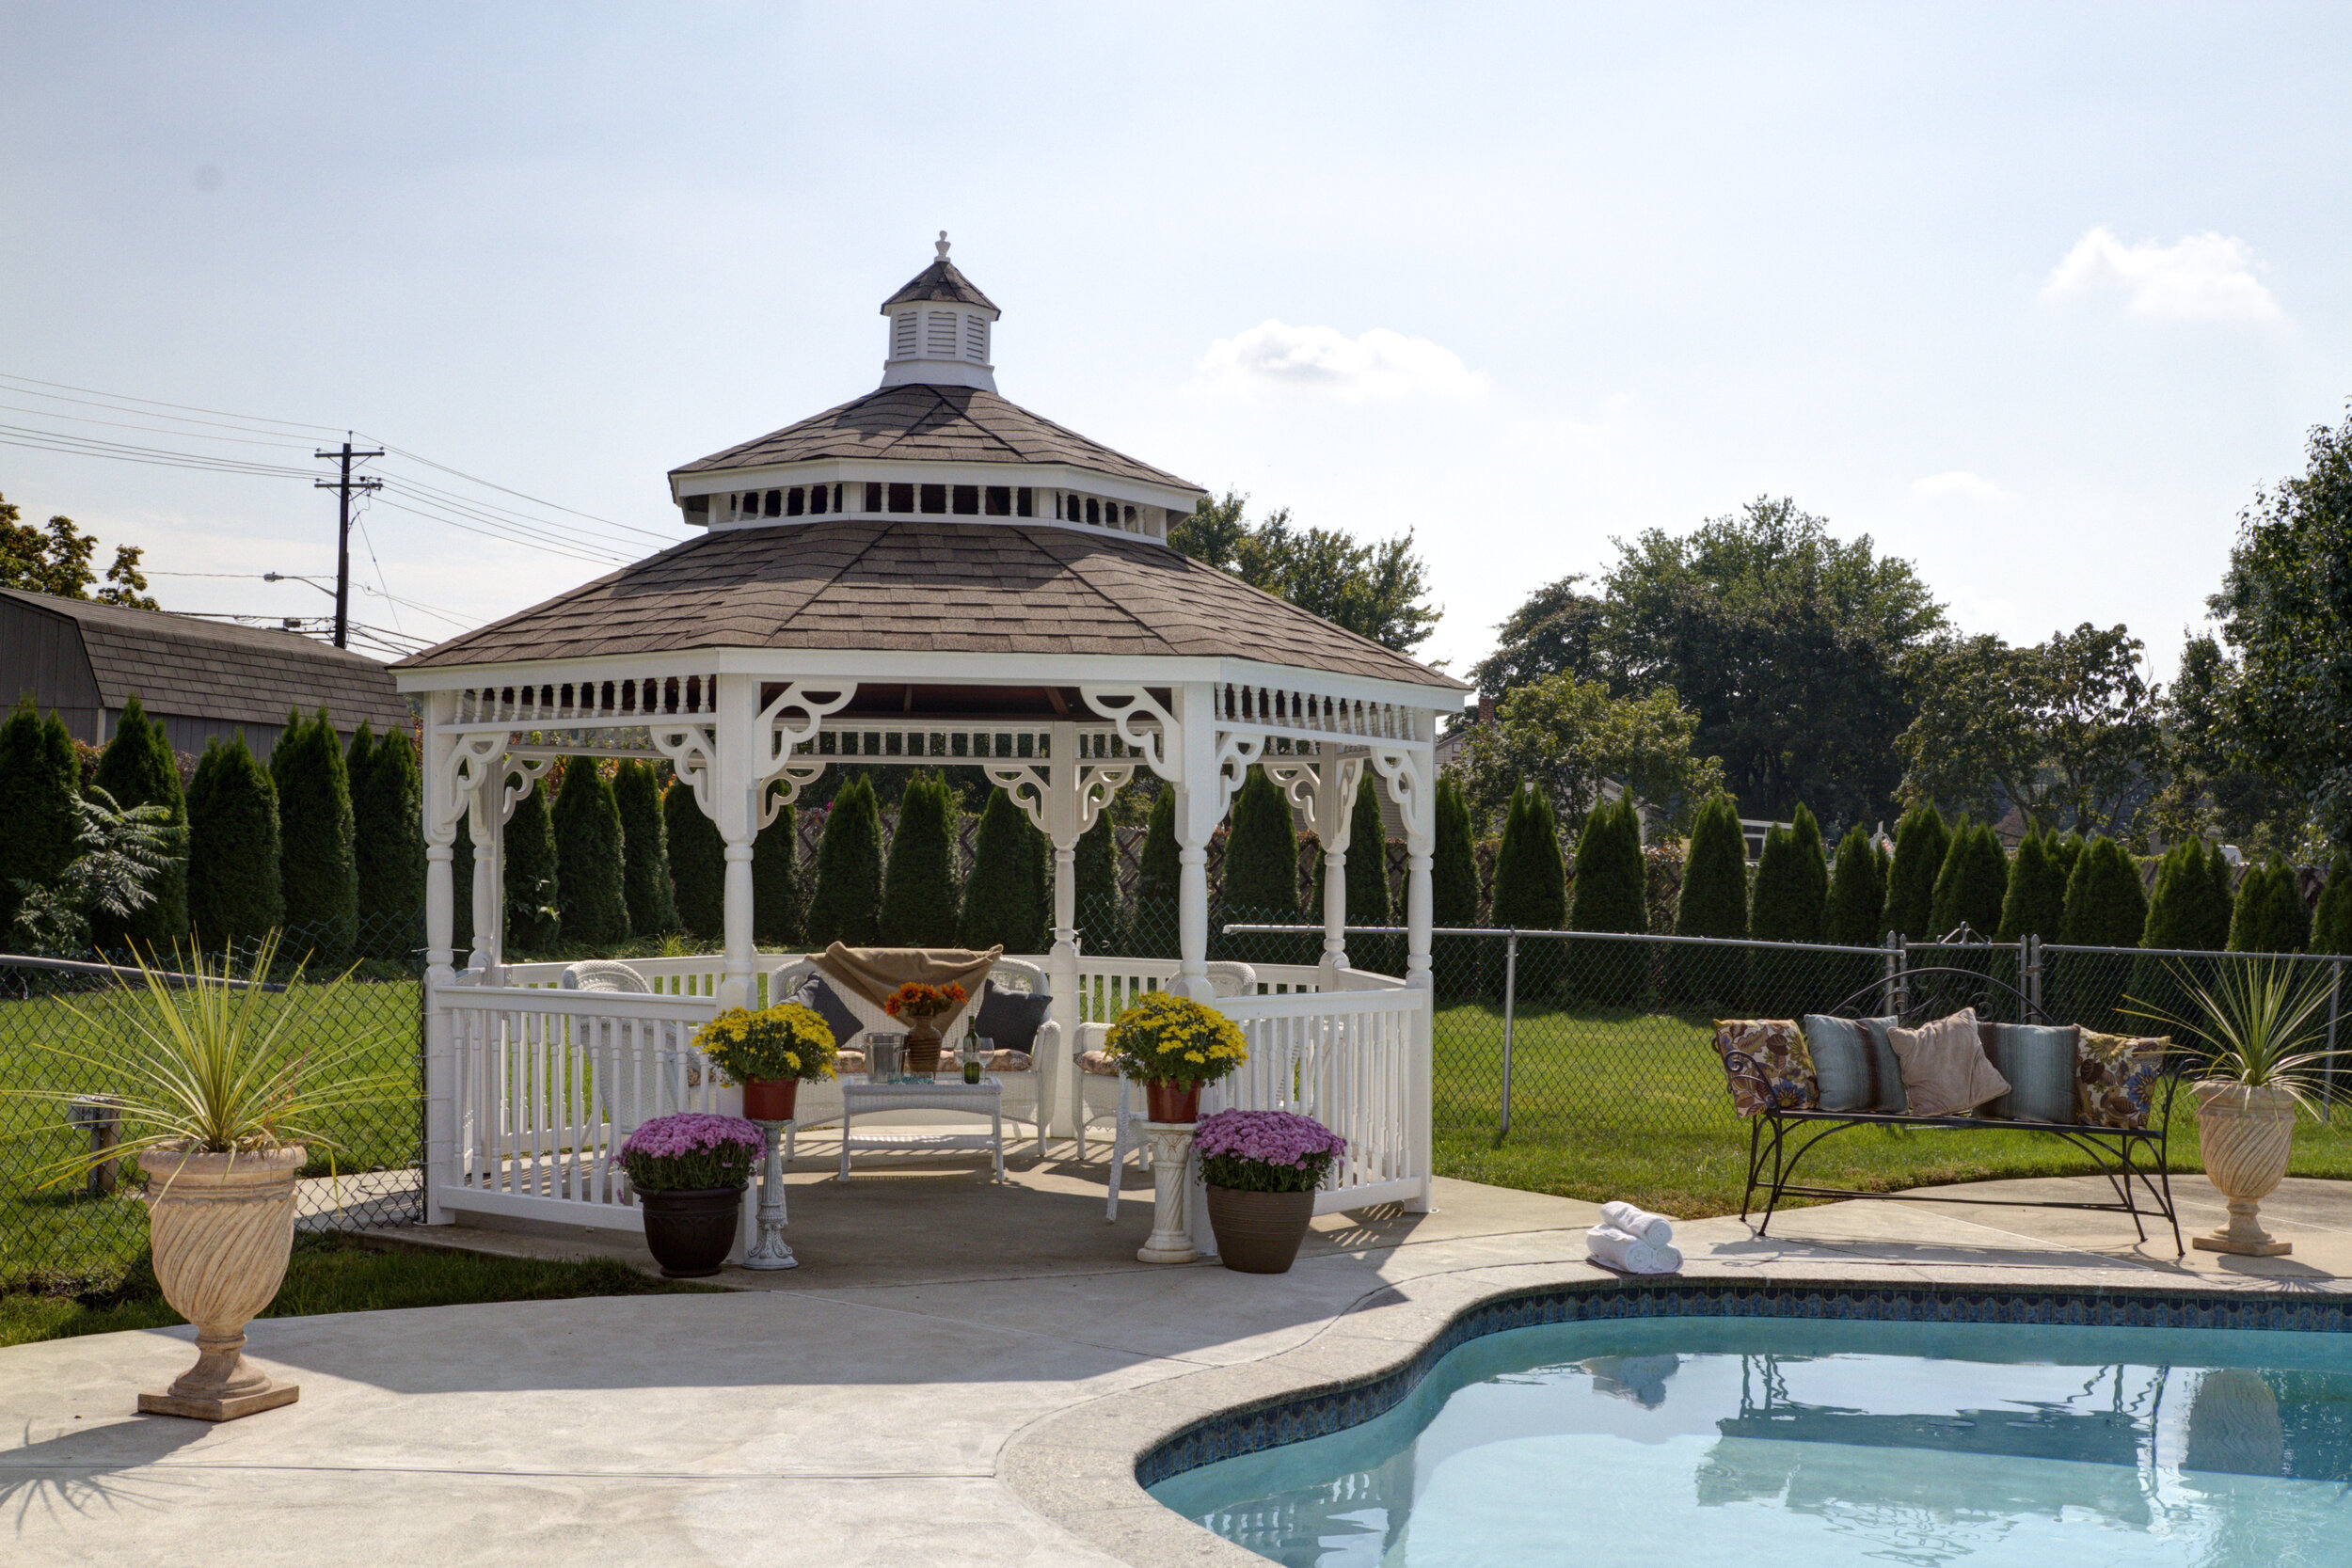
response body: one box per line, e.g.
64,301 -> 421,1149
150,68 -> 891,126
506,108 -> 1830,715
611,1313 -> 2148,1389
364,439 -> 675,541
0,371 -> 344,436
315,439 -> 385,649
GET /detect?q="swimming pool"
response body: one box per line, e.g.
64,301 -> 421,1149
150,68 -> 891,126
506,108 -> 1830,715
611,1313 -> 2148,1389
1149,1310 -> 2352,1566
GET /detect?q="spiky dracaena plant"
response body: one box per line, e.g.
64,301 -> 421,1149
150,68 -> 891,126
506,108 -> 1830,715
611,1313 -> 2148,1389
2127,957 -> 2340,1110
3,934 -> 405,1184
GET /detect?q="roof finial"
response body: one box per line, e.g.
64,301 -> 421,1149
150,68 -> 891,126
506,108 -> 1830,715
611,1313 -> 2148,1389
936,230 -> 950,260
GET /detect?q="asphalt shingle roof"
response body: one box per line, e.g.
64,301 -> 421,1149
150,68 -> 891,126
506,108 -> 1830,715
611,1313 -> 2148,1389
670,386 -> 1204,495
0,589 -> 410,730
395,519 -> 1465,691
880,255 -> 999,312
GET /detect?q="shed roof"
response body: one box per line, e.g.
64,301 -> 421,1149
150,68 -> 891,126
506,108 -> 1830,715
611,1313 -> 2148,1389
0,590 -> 411,732
395,518 -> 1466,692
670,385 -> 1204,496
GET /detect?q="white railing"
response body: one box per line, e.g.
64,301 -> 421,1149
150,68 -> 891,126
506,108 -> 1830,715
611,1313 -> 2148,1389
1208,979 -> 1430,1213
1072,955 -> 1327,1022
438,983 -> 723,1230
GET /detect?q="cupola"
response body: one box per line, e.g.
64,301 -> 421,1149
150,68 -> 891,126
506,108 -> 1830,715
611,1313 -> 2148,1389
878,232 -> 1000,392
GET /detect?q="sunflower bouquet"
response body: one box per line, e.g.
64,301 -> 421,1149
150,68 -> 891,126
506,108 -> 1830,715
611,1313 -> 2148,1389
882,982 -> 967,1021
1104,991 -> 1248,1087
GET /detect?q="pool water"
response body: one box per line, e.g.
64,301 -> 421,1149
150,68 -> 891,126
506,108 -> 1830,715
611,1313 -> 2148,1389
1150,1318 -> 2352,1567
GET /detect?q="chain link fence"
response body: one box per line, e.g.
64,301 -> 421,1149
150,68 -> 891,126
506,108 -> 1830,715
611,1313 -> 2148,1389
0,911 -> 427,1292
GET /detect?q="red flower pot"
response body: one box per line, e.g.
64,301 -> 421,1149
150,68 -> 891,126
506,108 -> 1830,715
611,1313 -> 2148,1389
740,1078 -> 799,1121
1145,1079 -> 1202,1122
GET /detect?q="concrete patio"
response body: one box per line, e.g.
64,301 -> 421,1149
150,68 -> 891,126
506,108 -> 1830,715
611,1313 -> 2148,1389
5,1163 -> 2347,1567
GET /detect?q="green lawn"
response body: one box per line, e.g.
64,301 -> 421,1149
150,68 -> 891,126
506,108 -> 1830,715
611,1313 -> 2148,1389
1430,998 -> 2352,1218
0,1230 -> 716,1348
0,975 -> 421,1291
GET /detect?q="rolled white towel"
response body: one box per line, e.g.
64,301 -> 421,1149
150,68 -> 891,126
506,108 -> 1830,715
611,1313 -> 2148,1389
1585,1224 -> 1684,1275
1599,1200 -> 1673,1246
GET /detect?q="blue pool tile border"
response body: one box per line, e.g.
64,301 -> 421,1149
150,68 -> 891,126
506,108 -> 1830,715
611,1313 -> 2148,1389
1133,1278 -> 2352,1488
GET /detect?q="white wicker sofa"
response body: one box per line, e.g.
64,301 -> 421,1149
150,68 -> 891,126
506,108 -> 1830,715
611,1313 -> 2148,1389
767,954 -> 1058,1159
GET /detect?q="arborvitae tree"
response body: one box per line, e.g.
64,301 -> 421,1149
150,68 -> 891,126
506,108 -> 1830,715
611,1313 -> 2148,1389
1827,825 -> 1891,946
1929,822 -> 2008,940
880,771 -> 959,945
185,733 -> 281,947
612,759 -> 675,938
1490,784 -> 1566,930
1075,808 -> 1123,956
2203,840 -> 2237,944
1572,796 -> 1647,934
1344,772 -> 1392,927
349,723 -> 425,959
2061,835 -> 2148,948
2143,840 -> 2232,952
1669,793 -> 1747,1006
1429,773 -> 1479,999
501,768 -> 561,953
1134,785 -> 1180,958
90,693 -> 189,947
0,696 -> 79,933
450,800 -> 474,958
1569,795 -> 1647,1005
804,774 -> 883,948
1222,768 -> 1299,917
1883,804 -> 1950,941
2229,860 -> 2310,955
1431,774 -> 1479,927
1027,808 -> 1053,955
753,790 -> 801,948
551,756 -> 630,950
1753,804 -> 1828,943
959,785 -> 1043,951
1996,830 -> 2070,943
271,708 -> 358,961
2049,832 -> 2087,895
663,779 -> 724,941
2312,852 -> 2352,957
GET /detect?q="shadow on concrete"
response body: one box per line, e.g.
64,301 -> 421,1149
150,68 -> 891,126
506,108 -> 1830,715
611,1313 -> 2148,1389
0,1417 -> 211,1532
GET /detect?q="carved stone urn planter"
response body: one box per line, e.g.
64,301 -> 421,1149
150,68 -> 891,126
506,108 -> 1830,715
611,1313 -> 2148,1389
2193,1082 -> 2297,1257
137,1145 -> 305,1420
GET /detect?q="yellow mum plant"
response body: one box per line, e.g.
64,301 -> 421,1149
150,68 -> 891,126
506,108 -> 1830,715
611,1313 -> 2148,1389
691,1002 -> 839,1084
1104,991 -> 1248,1086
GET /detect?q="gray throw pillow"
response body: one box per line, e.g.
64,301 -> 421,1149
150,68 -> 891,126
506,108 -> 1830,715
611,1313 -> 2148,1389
792,974 -> 863,1050
975,979 -> 1053,1055
1804,1014 -> 1906,1113
1978,1022 -> 2079,1122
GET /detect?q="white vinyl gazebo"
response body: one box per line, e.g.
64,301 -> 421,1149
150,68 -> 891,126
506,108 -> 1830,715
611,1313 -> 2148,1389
394,238 -> 1468,1249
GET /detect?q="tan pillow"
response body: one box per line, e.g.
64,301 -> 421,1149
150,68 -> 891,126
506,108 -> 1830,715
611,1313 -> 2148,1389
1886,1007 -> 2010,1117
1077,1049 -> 1122,1078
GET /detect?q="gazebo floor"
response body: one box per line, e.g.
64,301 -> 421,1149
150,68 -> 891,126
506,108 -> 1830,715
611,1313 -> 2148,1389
386,1137 -> 1575,1292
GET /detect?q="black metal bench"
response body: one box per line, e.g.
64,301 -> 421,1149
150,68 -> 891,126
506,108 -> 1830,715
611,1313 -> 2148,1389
1724,965 -> 2185,1256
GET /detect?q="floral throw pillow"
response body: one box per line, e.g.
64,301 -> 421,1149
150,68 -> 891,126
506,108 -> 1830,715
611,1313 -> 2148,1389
2077,1031 -> 2165,1129
1712,1020 -> 1818,1117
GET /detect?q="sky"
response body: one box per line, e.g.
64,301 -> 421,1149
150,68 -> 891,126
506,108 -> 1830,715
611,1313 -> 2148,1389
1,3 -> 2345,680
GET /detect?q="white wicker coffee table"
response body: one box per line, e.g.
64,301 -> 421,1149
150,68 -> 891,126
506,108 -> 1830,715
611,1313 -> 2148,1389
836,1077 -> 1007,1181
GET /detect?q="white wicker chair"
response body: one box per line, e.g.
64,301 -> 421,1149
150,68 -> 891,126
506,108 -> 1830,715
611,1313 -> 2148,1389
1091,960 -> 1256,1221
768,956 -> 1058,1160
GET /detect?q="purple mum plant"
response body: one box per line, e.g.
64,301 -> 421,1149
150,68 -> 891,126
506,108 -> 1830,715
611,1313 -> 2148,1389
1193,1109 -> 1345,1195
615,1112 -> 763,1193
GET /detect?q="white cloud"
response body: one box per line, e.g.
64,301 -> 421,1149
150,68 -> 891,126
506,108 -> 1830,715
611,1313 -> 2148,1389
1910,470 -> 2017,504
2040,227 -> 2281,322
1198,319 -> 1486,400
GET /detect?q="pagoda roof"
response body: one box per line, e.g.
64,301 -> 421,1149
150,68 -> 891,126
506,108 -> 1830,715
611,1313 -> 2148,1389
394,517 -> 1463,690
670,384 -> 1203,495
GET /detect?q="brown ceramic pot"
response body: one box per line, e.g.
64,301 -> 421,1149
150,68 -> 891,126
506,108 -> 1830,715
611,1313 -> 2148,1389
903,1018 -> 944,1076
638,1186 -> 744,1277
1205,1185 -> 1315,1274
1145,1079 -> 1202,1122
740,1078 -> 799,1121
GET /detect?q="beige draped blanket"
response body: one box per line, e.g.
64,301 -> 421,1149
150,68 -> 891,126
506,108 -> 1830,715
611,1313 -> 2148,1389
811,943 -> 1002,1031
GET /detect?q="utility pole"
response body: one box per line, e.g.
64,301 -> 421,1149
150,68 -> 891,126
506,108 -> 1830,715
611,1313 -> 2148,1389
314,437 -> 383,649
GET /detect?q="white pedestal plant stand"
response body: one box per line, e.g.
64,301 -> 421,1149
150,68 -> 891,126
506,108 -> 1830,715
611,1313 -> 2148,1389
743,1119 -> 797,1271
1136,1120 -> 1199,1264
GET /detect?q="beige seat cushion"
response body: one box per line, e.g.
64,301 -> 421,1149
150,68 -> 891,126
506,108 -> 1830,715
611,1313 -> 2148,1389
1886,1007 -> 2010,1117
1077,1049 -> 1122,1078
986,1050 -> 1033,1072
834,1049 -> 866,1073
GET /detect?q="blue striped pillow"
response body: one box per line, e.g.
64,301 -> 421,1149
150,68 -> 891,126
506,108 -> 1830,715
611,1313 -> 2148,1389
1804,1014 -> 1905,1113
